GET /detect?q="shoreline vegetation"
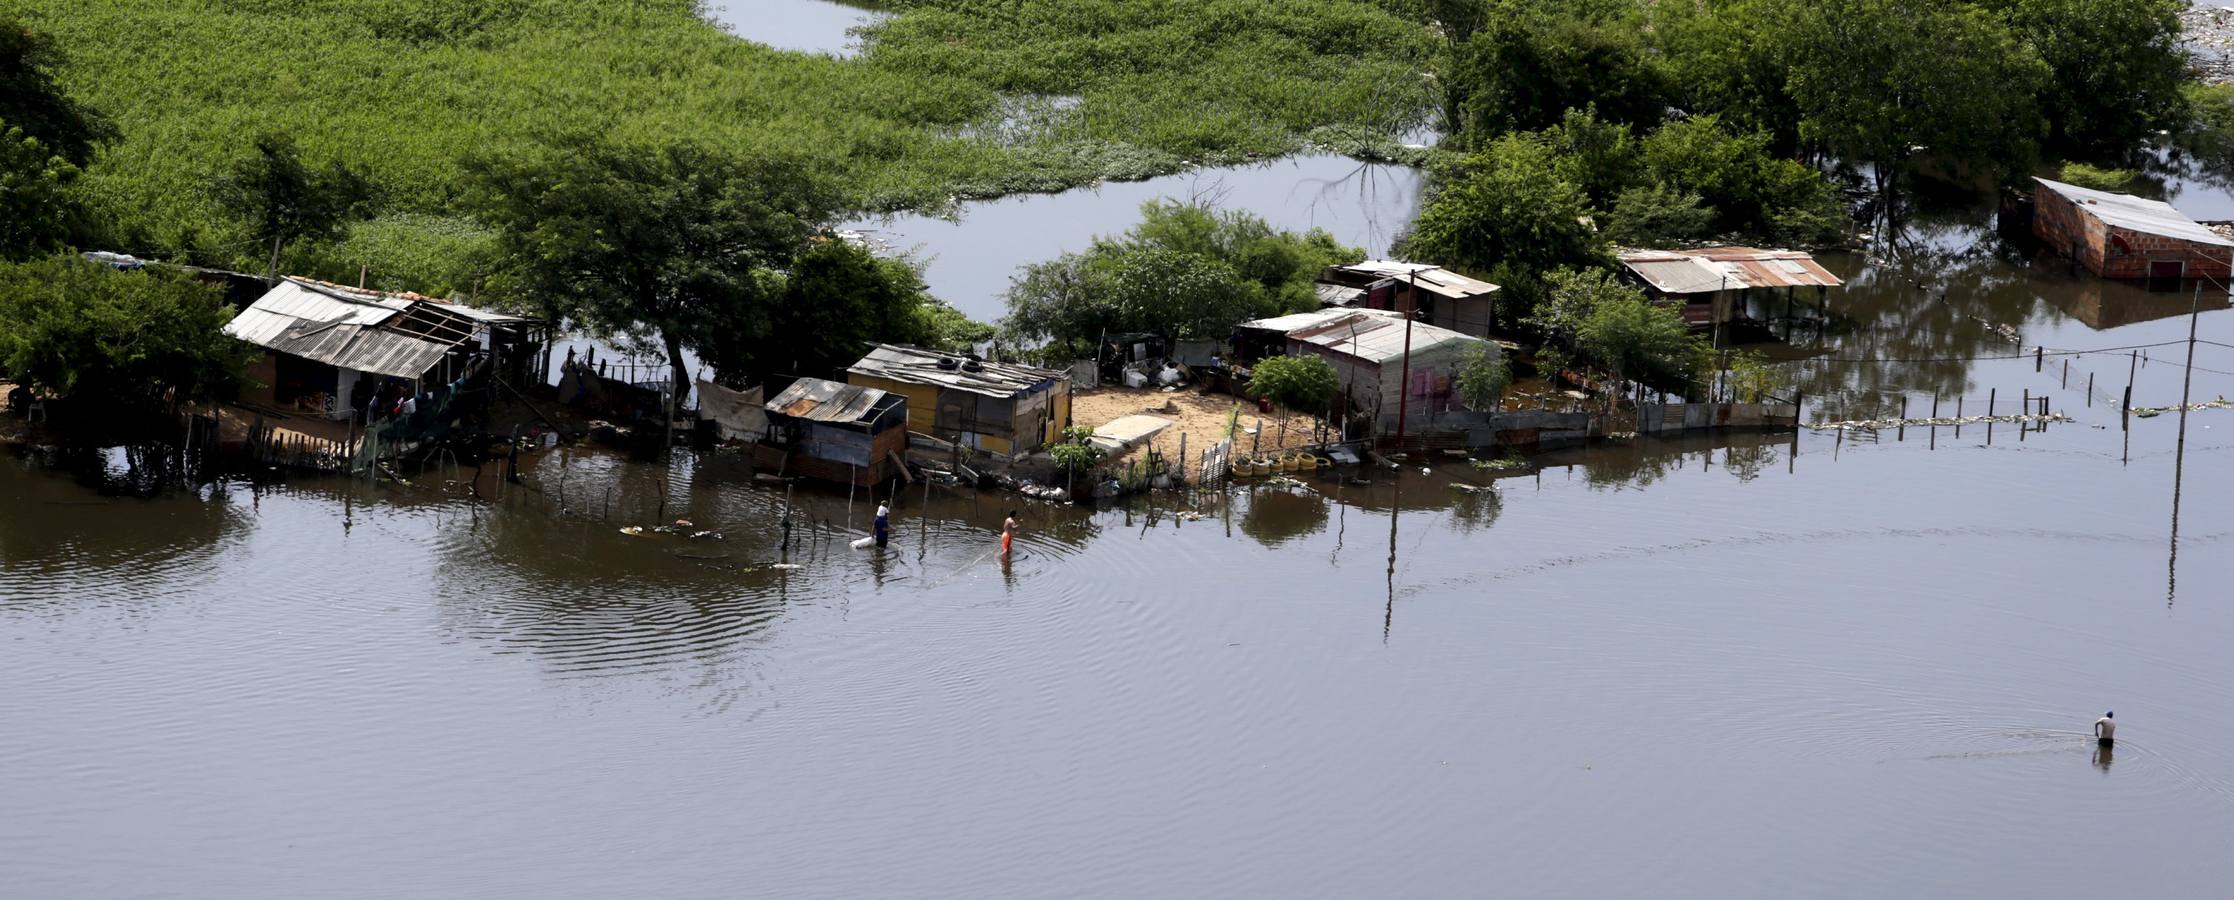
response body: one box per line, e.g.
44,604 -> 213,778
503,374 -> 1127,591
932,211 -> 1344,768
11,0 -> 1438,294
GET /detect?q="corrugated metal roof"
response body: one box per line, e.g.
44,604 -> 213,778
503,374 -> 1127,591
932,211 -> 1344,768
1315,282 -> 1366,307
1333,260 -> 1499,299
1616,247 -> 1843,294
268,321 -> 454,379
847,344 -> 1062,398
2035,178 -> 2234,247
221,278 -> 532,379
1240,307 -> 1404,334
1282,309 -> 1483,365
766,378 -> 891,423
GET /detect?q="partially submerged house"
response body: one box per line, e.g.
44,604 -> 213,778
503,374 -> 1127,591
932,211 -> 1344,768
2030,177 -> 2234,284
846,345 -> 1071,456
1616,246 -> 1843,329
223,279 -> 549,422
753,378 -> 908,486
1316,260 -> 1501,337
1238,308 -> 1495,435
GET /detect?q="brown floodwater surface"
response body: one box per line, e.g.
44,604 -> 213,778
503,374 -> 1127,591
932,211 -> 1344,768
8,225 -> 2234,893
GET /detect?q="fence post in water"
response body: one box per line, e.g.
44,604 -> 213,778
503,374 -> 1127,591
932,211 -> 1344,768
2036,347 -> 2044,372
1955,395 -> 1963,438
1930,394 -> 1940,450
2062,358 -> 2070,390
1898,395 -> 1908,442
2087,372 -> 2094,408
1987,389 -> 1995,445
2020,389 -> 2028,441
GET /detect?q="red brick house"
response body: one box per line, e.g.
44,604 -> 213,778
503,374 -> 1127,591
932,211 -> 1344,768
2031,177 -> 2234,282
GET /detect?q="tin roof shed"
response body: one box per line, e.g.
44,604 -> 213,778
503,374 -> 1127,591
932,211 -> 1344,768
1616,247 -> 1843,295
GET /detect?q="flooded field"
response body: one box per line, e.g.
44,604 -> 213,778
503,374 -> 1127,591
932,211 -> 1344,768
712,0 -> 885,56
7,225 -> 2234,894
9,6 -> 2234,898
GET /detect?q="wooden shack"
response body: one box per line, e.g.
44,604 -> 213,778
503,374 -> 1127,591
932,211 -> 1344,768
846,345 -> 1070,456
753,378 -> 908,486
1616,247 -> 1842,330
1316,260 -> 1501,338
1238,307 -> 1495,435
2031,177 -> 2234,284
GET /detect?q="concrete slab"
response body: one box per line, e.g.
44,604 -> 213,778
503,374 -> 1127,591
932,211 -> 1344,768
1088,414 -> 1175,454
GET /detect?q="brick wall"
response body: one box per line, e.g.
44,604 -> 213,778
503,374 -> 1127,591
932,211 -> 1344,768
2033,189 -> 2233,280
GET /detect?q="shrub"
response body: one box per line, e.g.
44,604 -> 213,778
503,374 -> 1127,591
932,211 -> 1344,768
1247,354 -> 1339,414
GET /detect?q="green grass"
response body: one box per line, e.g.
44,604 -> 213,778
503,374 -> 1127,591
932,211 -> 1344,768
15,0 -> 1437,283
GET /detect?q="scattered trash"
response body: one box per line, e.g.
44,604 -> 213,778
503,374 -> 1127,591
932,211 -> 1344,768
618,526 -> 645,536
2127,397 -> 2231,418
689,530 -> 722,541
1451,483 -> 1496,494
1808,412 -> 2075,431
1262,475 -> 1308,489
1469,456 -> 1532,472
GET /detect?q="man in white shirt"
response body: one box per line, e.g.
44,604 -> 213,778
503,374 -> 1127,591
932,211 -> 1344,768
2094,711 -> 2116,747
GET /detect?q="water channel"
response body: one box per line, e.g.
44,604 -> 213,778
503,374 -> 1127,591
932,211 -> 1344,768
8,6 -> 2234,897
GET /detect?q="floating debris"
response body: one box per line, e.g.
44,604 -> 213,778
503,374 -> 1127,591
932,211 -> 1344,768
1262,475 -> 1308,489
688,530 -> 723,541
618,526 -> 646,536
1808,412 -> 2073,431
2128,397 -> 2232,418
1468,456 -> 1532,472
1451,483 -> 1496,495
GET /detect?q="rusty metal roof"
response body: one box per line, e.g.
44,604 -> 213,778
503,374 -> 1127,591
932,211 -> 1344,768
847,344 -> 1063,398
1280,309 -> 1484,364
223,278 -> 548,379
1617,247 -> 1843,294
766,377 -> 892,423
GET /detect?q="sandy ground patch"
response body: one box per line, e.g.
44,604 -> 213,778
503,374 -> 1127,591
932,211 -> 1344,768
1069,386 -> 1326,479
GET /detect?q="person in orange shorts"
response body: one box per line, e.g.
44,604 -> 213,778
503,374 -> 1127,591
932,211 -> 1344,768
1001,510 -> 1017,557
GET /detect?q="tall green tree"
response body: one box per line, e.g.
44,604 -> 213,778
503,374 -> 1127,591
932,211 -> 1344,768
1651,0 -> 1806,154
1640,115 -> 1848,245
0,18 -> 113,167
217,134 -> 382,282
1982,0 -> 2187,158
1400,134 -> 1607,317
764,239 -> 988,380
0,124 -> 84,259
1786,0 -> 2047,201
1446,0 -> 1666,139
0,255 -> 255,409
467,135 -> 838,399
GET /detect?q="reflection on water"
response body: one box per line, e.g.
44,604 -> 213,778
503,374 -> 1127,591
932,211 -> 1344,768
851,155 -> 1425,321
714,0 -> 886,56
11,183 -> 2234,896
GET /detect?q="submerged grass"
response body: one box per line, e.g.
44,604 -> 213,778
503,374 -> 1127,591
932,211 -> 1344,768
17,0 -> 1437,283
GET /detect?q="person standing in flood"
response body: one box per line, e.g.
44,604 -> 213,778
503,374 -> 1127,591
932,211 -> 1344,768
873,503 -> 890,548
1001,510 -> 1017,558
2095,711 -> 2116,747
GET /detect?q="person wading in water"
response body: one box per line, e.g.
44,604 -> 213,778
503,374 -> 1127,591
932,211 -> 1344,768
1001,510 -> 1017,558
873,503 -> 890,548
2095,711 -> 2116,747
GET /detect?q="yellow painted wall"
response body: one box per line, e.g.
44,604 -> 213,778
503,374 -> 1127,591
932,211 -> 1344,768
1049,383 -> 1071,446
848,374 -> 940,437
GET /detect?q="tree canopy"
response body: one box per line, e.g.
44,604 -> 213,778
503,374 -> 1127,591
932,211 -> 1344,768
467,135 -> 840,397
1247,354 -> 1340,414
1001,200 -> 1362,355
763,238 -> 990,381
217,134 -> 383,279
0,18 -> 112,167
0,256 -> 254,409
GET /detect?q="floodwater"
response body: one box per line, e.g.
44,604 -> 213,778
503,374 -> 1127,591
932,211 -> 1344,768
8,213 -> 2234,894
10,7 -> 2234,897
711,0 -> 886,56
851,156 -> 1426,322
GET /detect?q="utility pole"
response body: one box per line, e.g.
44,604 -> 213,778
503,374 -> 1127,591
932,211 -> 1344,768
1393,268 -> 1418,448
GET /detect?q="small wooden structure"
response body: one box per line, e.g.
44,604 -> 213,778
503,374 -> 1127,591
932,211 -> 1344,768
847,344 -> 1071,456
1616,246 -> 1841,331
1237,307 -> 1496,436
753,378 -> 908,486
1316,260 -> 1500,338
2031,177 -> 2234,284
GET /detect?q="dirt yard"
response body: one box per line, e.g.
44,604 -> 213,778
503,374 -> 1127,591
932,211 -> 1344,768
1069,386 -> 1326,479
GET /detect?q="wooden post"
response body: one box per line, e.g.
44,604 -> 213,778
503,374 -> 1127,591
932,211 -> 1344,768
1929,394 -> 1939,450
1986,389 -> 1995,445
2035,347 -> 2044,372
1955,395 -> 1963,438
2086,372 -> 2094,408
1898,395 -> 1907,442
2020,389 -> 2028,441
2062,358 -> 2070,390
